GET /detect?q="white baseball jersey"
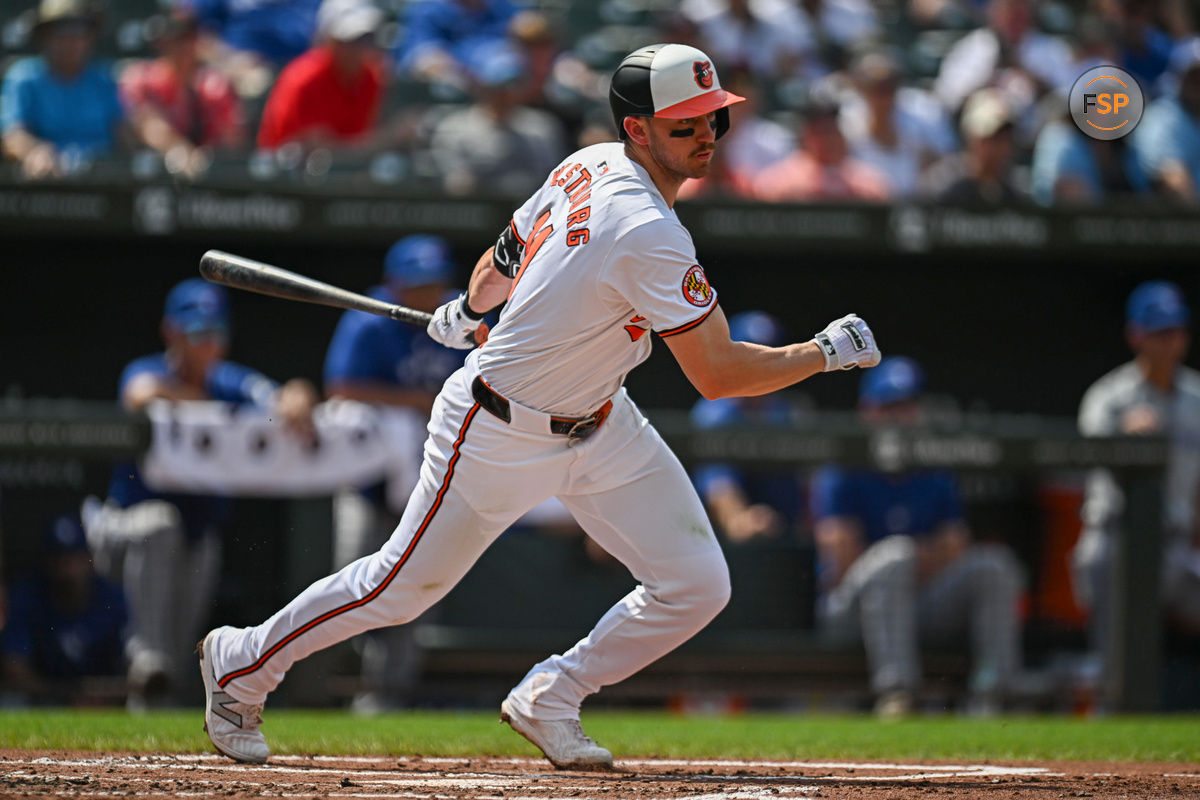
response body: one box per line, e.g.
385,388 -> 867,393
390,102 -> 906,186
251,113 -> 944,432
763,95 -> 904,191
207,140 -> 732,733
478,141 -> 719,417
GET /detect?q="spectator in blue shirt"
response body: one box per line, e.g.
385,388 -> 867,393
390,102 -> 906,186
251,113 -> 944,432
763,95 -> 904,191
0,0 -> 125,178
690,311 -> 805,543
1103,0 -> 1176,92
323,235 -> 467,713
394,0 -> 520,87
188,0 -> 322,68
82,278 -> 316,709
1031,115 -> 1146,206
1133,43 -> 1200,203
1,514 -> 129,706
810,356 -> 1025,717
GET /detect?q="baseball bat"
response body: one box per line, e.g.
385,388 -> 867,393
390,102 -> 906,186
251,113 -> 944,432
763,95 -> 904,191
198,249 -> 433,327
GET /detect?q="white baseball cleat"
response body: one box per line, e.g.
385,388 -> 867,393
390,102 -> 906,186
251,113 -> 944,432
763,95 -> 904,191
500,696 -> 613,770
198,628 -> 270,764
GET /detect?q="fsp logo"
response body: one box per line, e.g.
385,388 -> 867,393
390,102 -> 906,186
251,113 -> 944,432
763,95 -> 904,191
1069,66 -> 1144,140
1084,90 -> 1128,116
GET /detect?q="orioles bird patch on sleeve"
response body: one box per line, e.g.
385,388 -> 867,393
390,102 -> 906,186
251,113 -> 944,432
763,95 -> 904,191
682,265 -> 714,307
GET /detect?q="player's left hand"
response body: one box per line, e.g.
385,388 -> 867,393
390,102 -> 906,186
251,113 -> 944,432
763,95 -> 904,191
428,293 -> 487,349
812,313 -> 881,371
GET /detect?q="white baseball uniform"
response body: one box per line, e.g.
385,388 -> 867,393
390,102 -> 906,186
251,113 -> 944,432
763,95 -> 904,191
207,142 -> 733,716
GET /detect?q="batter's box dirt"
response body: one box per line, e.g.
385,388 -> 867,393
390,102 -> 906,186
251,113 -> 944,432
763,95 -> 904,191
1,751 -> 1198,799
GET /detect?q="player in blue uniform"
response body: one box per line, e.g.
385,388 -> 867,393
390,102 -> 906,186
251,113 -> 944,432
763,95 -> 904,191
810,356 -> 1024,716
323,235 -> 467,712
82,279 -> 316,707
1,514 -> 128,704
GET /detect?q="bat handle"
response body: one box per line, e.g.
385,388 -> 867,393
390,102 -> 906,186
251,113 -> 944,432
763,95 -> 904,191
391,306 -> 433,326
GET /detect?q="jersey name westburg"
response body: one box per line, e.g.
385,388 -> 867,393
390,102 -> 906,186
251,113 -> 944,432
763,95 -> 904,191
551,162 -> 592,248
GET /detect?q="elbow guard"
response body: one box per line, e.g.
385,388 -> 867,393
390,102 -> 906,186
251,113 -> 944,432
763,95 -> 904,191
492,220 -> 524,279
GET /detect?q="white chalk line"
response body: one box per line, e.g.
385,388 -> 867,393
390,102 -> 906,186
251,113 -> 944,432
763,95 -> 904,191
105,751 -> 1063,778
13,754 -> 1049,779
6,768 -> 596,794
2,751 -> 1070,798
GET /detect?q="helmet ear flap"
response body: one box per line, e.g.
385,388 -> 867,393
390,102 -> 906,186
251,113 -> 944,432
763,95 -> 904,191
714,107 -> 730,140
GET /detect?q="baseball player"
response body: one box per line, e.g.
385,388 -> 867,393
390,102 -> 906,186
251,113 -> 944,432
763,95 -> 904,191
810,357 -> 1024,717
1,514 -> 129,704
1073,280 -> 1200,688
198,43 -> 881,767
324,235 -> 468,713
83,279 -> 316,707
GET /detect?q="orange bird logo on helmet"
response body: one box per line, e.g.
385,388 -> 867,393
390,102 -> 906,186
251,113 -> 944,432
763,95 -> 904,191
693,61 -> 713,90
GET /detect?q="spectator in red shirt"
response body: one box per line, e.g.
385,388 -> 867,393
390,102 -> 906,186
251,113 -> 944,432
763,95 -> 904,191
256,0 -> 385,150
120,9 -> 245,175
751,89 -> 891,203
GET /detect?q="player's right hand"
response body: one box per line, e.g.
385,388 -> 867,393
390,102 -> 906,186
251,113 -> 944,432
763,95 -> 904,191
427,293 -> 485,349
811,314 -> 881,371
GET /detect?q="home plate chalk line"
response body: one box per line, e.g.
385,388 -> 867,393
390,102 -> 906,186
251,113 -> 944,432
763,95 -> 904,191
0,752 -> 1077,799
15,752 -> 1057,778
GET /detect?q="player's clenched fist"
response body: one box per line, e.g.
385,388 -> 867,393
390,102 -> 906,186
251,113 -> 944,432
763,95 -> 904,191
811,314 -> 881,371
427,293 -> 488,349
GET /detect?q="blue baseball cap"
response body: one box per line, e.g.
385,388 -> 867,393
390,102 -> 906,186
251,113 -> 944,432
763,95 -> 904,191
728,311 -> 784,347
163,278 -> 230,334
1127,280 -> 1190,332
859,355 -> 925,408
384,235 -> 455,287
44,514 -> 89,555
466,41 -> 525,88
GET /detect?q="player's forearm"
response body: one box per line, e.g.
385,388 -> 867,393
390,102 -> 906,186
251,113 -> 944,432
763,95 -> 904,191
122,374 -> 210,410
680,339 -> 826,400
667,307 -> 869,400
719,340 -> 827,397
464,246 -> 513,315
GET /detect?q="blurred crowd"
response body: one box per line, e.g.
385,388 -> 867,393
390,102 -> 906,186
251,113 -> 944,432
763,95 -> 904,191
5,0 -> 1200,204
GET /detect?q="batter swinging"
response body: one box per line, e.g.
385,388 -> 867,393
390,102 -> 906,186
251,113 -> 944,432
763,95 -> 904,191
199,43 -> 882,769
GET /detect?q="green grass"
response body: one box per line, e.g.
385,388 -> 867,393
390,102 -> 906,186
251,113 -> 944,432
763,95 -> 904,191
0,710 -> 1197,763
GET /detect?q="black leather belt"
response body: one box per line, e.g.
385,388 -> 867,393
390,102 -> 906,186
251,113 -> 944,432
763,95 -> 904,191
471,376 -> 612,440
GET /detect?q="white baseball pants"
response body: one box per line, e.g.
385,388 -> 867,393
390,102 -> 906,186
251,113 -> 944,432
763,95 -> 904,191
209,362 -> 731,712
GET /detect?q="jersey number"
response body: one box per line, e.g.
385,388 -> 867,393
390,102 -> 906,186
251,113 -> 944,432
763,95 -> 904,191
507,207 -> 554,301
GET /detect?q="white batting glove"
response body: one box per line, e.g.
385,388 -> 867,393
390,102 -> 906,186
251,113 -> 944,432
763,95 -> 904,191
427,293 -> 482,349
812,314 -> 881,371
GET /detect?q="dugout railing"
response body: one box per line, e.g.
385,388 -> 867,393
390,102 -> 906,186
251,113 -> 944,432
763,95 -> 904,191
0,401 -> 1168,711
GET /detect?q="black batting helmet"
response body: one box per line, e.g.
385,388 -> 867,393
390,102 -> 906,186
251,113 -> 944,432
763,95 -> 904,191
609,43 -> 745,140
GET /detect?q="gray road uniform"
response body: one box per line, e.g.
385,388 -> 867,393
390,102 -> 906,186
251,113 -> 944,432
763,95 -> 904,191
1075,361 -> 1200,649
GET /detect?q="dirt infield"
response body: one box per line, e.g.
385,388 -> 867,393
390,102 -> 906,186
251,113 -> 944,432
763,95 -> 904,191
3,751 -> 1199,799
